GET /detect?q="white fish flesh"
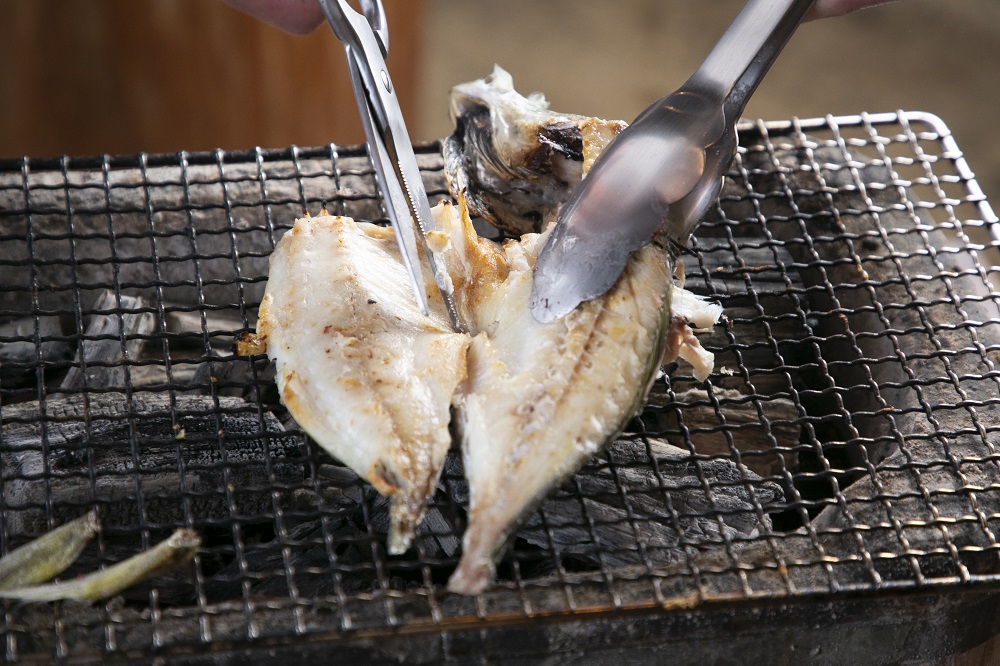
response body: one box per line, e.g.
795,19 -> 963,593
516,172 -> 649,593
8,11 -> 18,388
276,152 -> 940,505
256,201 -> 678,591
256,216 -> 469,554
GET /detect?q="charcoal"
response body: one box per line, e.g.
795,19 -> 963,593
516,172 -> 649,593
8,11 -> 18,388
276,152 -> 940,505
121,305 -> 255,391
190,355 -> 257,397
726,144 -> 1000,469
162,304 -> 249,354
125,360 -> 200,390
416,504 -> 463,558
680,239 -> 814,396
0,392 -> 304,536
210,520 -> 366,600
60,290 -> 155,391
0,314 -> 71,386
362,485 -> 463,559
0,153 -> 408,318
647,237 -> 808,479
516,438 -> 782,570
643,387 -> 800,478
286,438 -> 784,580
219,453 -> 469,600
657,142 -> 1000,595
146,346 -> 274,404
204,513 -> 433,602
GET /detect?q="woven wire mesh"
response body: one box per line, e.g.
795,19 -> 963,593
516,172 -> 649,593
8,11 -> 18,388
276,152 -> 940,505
0,111 -> 997,661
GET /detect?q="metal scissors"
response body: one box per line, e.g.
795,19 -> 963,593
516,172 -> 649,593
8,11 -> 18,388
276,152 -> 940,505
319,0 -> 463,331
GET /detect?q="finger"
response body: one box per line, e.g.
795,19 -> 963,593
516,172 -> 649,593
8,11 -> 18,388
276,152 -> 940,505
805,0 -> 899,21
222,0 -> 326,35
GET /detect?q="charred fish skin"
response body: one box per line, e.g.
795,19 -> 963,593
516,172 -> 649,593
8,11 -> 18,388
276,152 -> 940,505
445,65 -> 625,236
257,215 -> 470,554
429,202 -> 675,594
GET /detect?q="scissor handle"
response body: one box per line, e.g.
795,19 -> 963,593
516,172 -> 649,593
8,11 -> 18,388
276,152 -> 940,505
319,0 -> 389,56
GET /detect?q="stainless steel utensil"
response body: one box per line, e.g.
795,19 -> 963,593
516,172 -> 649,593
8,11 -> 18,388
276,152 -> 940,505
319,0 -> 463,331
529,0 -> 815,323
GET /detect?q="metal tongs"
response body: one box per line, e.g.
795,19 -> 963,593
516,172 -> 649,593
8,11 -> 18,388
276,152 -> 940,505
530,0 -> 815,323
319,0 -> 462,331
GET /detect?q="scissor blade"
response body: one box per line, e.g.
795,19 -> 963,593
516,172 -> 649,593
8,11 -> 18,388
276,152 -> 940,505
322,0 -> 464,331
375,131 -> 433,317
344,48 -> 430,316
386,134 -> 464,331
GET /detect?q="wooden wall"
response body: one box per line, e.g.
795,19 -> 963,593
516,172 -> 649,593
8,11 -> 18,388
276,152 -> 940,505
0,0 -> 423,159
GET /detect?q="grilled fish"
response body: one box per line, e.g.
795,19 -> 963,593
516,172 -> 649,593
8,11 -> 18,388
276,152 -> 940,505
256,68 -> 720,592
441,68 -> 724,591
256,216 -> 470,554
257,200 -> 677,590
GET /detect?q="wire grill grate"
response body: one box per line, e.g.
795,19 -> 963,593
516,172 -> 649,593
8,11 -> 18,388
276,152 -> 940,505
0,111 -> 998,662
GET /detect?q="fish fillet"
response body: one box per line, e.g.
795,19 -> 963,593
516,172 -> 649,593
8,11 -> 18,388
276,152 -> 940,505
256,68 -> 721,593
256,203 -> 676,588
430,201 -> 674,593
256,216 -> 469,554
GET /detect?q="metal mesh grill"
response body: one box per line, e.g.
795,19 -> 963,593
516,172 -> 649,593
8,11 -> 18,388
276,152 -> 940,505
0,112 -> 998,662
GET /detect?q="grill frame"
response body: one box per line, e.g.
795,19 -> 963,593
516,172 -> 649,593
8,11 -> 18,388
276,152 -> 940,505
0,110 -> 998,663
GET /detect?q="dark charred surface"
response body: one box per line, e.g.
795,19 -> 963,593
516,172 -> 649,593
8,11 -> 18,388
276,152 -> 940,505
0,392 -> 303,536
59,290 -> 155,391
536,121 -> 585,162
652,139 -> 1000,598
443,111 -> 584,235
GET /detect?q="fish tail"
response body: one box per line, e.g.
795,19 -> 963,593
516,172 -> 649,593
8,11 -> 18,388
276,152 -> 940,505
446,556 -> 493,595
446,525 -> 498,595
387,491 -> 428,555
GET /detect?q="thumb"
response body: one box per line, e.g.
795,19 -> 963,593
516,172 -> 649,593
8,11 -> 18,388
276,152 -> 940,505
806,0 -> 899,21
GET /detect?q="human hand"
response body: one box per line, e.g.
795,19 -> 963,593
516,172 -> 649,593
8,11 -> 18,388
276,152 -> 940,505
806,0 -> 899,20
221,0 -> 325,35
222,0 -> 900,35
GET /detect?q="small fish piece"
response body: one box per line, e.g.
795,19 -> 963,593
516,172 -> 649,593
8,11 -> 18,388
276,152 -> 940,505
0,528 -> 200,603
255,215 -> 470,554
0,511 -> 98,590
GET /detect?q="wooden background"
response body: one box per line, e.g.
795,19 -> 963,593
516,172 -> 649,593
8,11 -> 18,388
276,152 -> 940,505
0,0 -> 423,159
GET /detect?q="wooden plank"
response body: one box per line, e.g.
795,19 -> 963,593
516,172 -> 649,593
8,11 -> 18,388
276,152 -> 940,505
0,0 -> 424,158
